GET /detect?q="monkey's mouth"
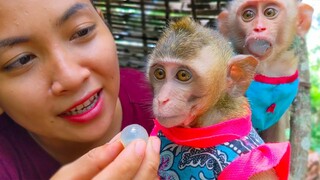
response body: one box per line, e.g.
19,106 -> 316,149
156,114 -> 186,128
246,39 -> 272,59
157,115 -> 180,122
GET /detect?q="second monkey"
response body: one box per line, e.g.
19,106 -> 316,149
218,0 -> 314,142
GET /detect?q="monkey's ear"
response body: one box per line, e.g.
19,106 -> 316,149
227,55 -> 258,97
218,10 -> 229,37
296,3 -> 314,37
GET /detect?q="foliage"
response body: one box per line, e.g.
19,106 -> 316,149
308,10 -> 320,151
310,50 -> 320,114
311,120 -> 320,152
309,19 -> 320,114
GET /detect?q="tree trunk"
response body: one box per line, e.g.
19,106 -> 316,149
290,37 -> 312,180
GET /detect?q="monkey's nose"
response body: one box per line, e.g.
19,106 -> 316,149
253,26 -> 266,32
158,98 -> 169,105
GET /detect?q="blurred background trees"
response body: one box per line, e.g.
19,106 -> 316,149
305,0 -> 320,153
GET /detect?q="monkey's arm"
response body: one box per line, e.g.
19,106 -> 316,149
249,169 -> 277,180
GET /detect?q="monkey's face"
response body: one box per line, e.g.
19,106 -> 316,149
230,0 -> 297,62
148,47 -> 227,128
148,62 -> 199,128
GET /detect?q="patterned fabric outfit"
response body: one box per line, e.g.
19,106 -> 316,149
151,114 -> 290,180
245,71 -> 299,132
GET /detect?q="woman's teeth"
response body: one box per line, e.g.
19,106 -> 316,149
63,94 -> 99,116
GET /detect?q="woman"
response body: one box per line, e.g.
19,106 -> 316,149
0,0 -> 160,179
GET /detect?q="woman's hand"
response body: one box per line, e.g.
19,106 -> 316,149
51,134 -> 160,180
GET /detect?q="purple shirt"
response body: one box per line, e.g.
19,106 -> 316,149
0,68 -> 154,179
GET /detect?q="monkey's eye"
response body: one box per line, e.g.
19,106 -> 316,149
242,10 -> 255,22
154,68 -> 166,80
176,70 -> 192,82
264,8 -> 278,18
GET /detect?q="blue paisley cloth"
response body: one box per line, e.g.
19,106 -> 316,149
157,128 -> 264,180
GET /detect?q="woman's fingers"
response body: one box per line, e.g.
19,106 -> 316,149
51,133 -> 161,180
51,139 -> 124,180
133,136 -> 161,180
92,139 -> 147,180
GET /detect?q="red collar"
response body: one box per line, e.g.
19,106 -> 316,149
254,70 -> 299,84
153,114 -> 252,148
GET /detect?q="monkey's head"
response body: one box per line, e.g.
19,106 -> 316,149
147,17 -> 258,128
218,0 -> 313,62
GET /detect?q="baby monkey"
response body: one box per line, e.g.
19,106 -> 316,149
148,17 -> 290,180
218,0 -> 314,142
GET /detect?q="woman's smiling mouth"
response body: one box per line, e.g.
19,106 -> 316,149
62,93 -> 99,116
60,89 -> 104,123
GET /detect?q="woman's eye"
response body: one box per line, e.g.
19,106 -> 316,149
70,25 -> 96,40
264,8 -> 278,18
154,68 -> 166,80
242,10 -> 255,22
4,54 -> 36,71
176,70 -> 192,82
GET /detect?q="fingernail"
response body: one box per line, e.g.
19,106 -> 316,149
151,137 -> 161,153
135,139 -> 146,156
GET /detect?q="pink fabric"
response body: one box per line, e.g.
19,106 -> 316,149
151,115 -> 251,148
152,113 -> 291,179
254,70 -> 298,84
218,143 -> 290,180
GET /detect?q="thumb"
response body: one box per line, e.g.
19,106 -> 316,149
51,138 -> 123,180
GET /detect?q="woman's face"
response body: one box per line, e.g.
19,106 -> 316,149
0,0 -> 120,142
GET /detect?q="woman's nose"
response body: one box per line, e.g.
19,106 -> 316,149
49,50 -> 91,95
